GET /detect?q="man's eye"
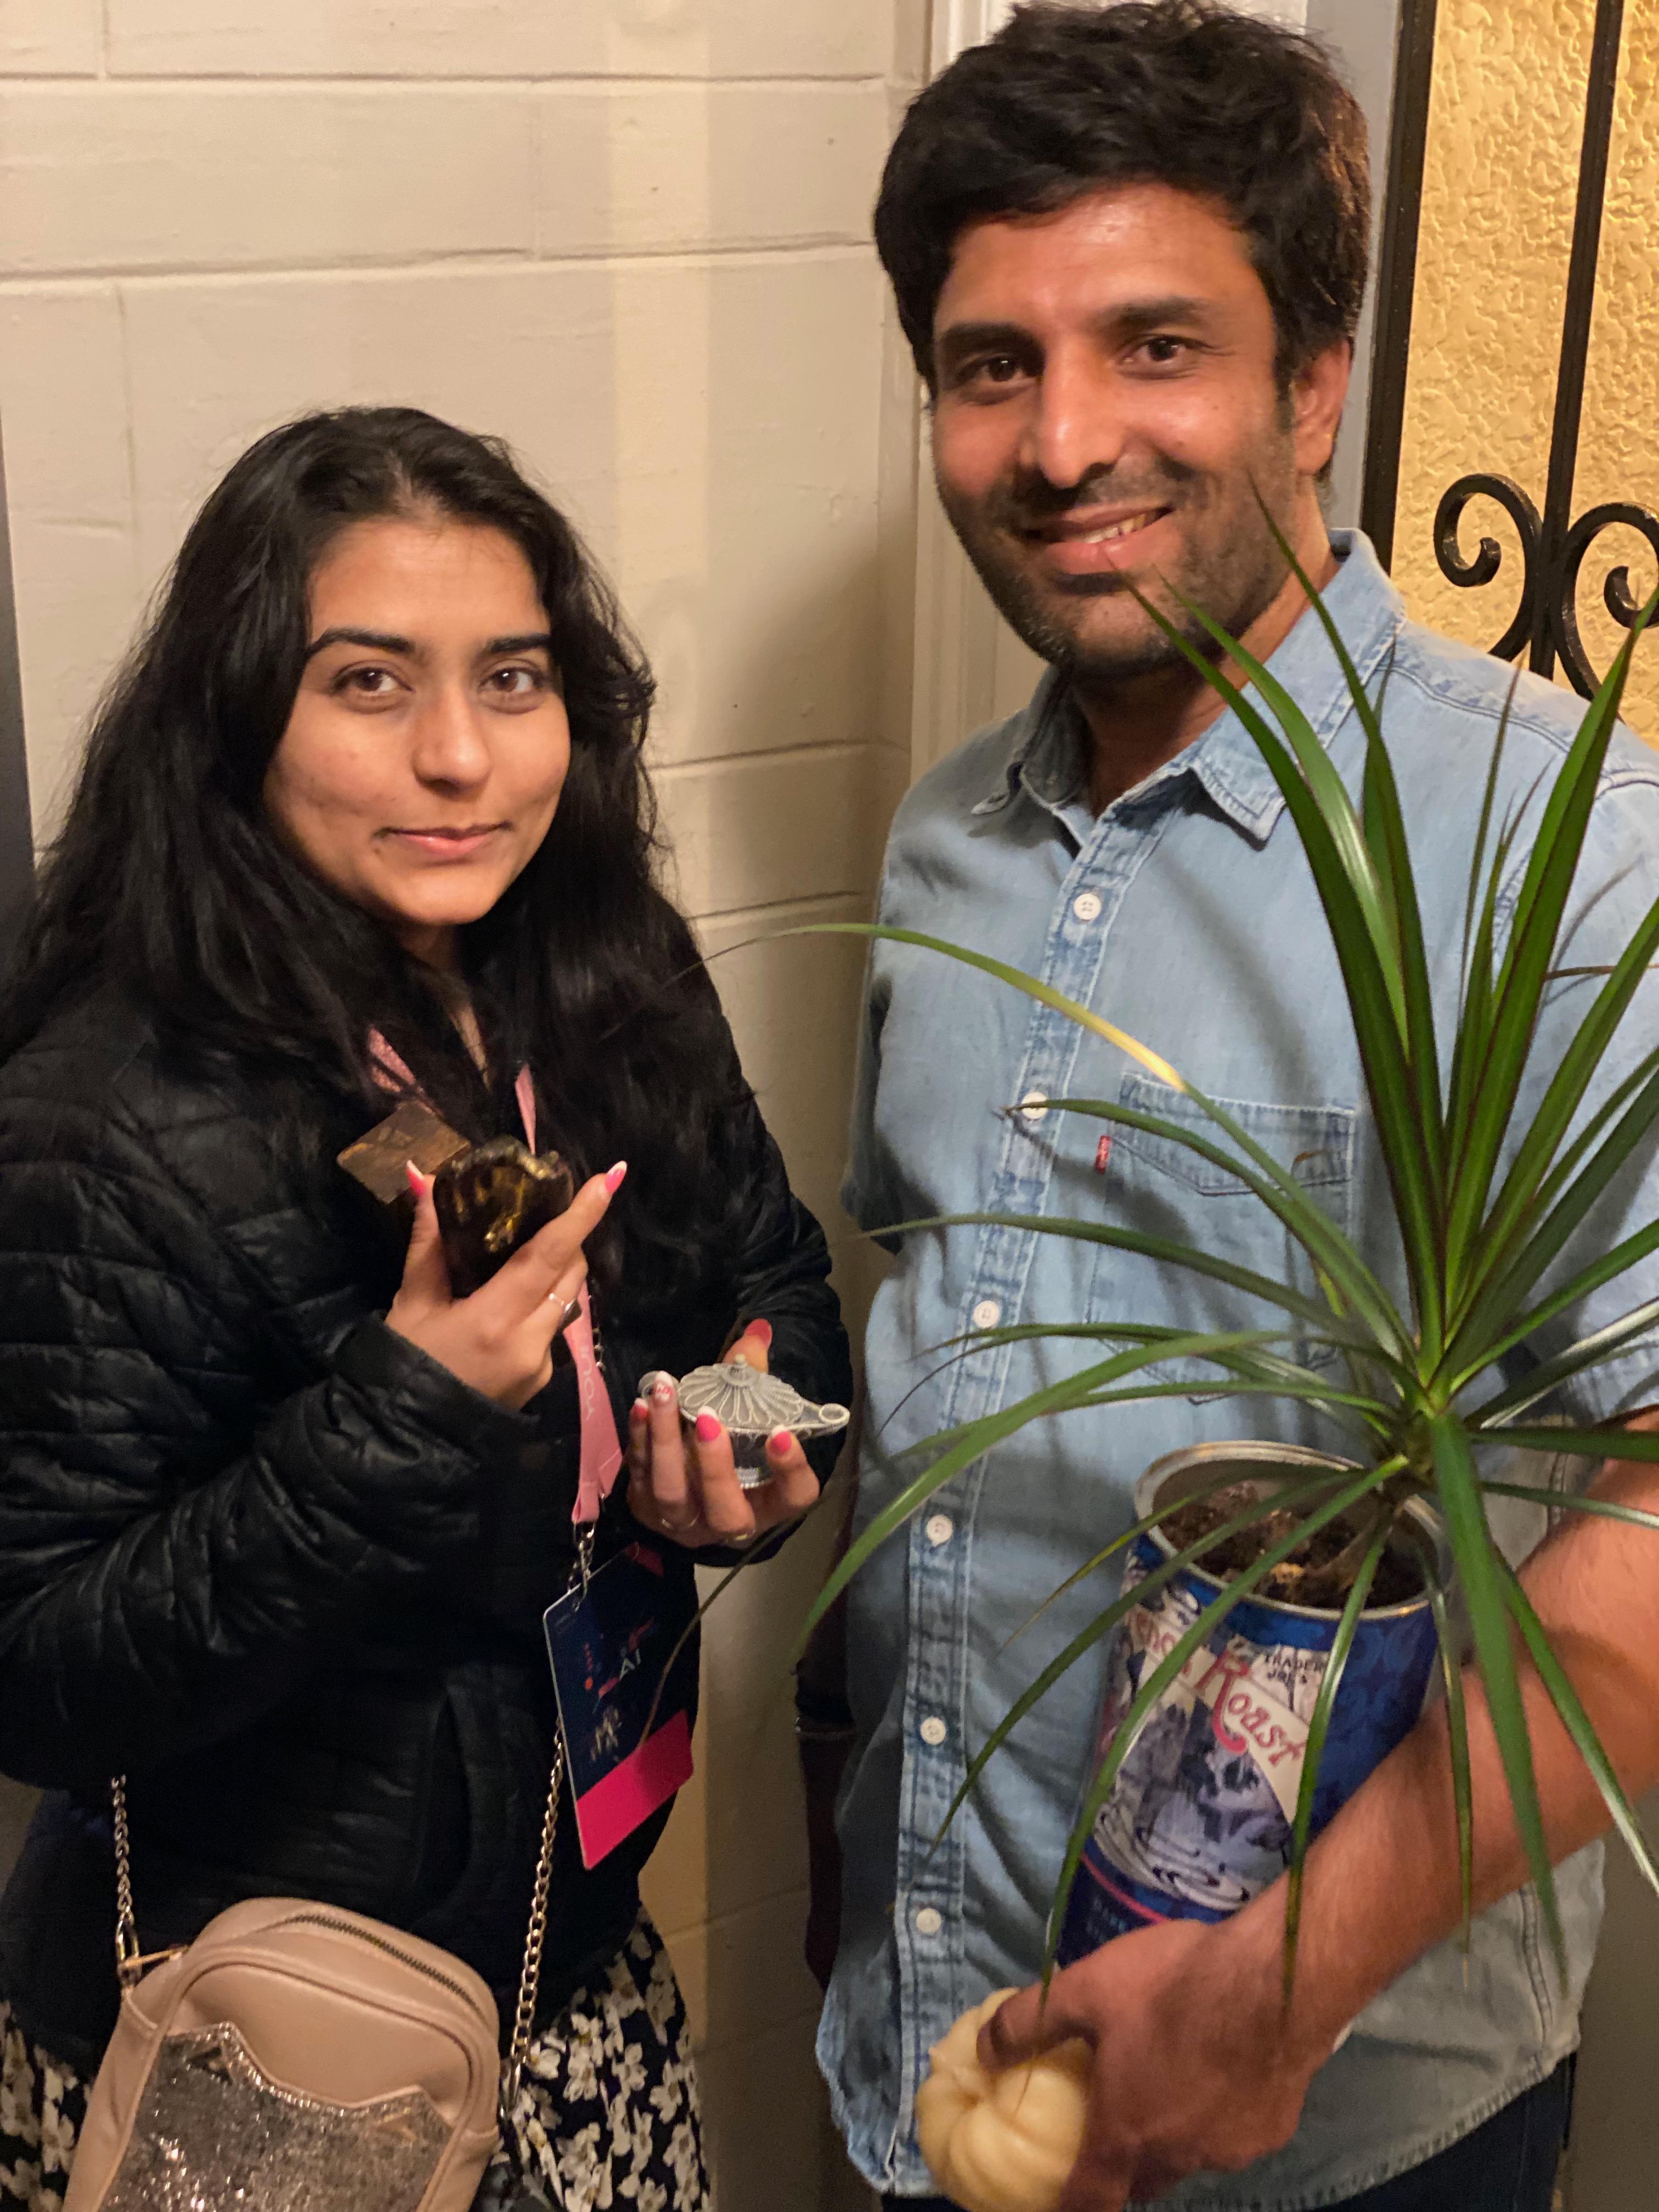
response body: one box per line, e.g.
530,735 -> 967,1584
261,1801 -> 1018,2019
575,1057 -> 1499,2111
1138,335 -> 1190,366
968,355 -> 1025,386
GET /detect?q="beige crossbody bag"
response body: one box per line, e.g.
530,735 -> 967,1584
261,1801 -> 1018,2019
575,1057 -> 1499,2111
62,1747 -> 566,2212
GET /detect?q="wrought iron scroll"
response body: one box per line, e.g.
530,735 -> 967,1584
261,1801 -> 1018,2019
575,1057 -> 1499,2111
1375,0 -> 1657,701
1432,475 -> 1542,665
1557,503 -> 1659,696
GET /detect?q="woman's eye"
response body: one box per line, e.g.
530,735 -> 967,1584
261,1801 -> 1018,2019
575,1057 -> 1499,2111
334,665 -> 398,697
486,665 -> 547,697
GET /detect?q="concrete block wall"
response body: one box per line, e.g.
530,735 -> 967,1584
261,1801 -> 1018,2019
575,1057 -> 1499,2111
0,7 -> 927,2204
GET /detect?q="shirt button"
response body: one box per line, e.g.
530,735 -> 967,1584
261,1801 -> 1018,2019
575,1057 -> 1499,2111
1072,890 -> 1103,923
925,1513 -> 955,1547
914,1906 -> 944,1938
919,1714 -> 948,1747
1018,1089 -> 1049,1122
971,1298 -> 1002,1330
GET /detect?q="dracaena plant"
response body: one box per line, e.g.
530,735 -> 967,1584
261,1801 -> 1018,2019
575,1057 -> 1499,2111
794,542 -> 1659,1987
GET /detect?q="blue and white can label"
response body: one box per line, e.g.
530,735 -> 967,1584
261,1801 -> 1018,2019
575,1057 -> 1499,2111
1058,1530 -> 1436,1963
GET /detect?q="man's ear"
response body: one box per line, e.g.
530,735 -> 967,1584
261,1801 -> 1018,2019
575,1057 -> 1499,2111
1291,340 -> 1353,483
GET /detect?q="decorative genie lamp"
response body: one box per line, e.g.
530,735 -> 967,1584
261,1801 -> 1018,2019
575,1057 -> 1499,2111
637,1359 -> 850,1487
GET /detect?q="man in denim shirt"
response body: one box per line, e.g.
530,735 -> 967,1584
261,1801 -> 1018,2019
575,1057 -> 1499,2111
814,6 -> 1659,2208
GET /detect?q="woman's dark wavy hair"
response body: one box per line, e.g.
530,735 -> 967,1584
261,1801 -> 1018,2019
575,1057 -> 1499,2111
1,405 -> 745,1302
876,0 -> 1370,391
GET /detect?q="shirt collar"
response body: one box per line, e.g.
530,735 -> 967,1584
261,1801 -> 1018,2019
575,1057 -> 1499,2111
973,530 -> 1406,844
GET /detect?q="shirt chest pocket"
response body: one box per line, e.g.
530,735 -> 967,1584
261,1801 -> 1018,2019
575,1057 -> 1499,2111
1090,1074 -> 1356,1390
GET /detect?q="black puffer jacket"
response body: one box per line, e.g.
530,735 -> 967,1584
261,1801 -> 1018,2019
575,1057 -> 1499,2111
0,990 -> 850,2074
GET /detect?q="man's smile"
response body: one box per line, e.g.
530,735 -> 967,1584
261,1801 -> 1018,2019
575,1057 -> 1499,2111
1019,502 -> 1178,579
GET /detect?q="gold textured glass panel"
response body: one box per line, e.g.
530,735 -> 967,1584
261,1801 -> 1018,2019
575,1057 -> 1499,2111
1571,10 -> 1659,741
1390,0 -> 1595,657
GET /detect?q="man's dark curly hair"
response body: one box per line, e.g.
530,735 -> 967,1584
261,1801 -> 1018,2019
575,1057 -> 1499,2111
875,0 -> 1370,391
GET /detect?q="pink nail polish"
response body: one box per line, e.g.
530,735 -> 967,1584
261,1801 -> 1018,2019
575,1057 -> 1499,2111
748,1319 -> 774,1348
404,1161 -> 426,1196
653,1377 -> 676,1404
695,1410 -> 721,1443
605,1160 -> 628,1194
631,1399 -> 650,1423
768,1427 -> 793,1454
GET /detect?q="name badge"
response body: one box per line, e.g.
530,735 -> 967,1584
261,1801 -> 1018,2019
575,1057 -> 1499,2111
544,1541 -> 697,1867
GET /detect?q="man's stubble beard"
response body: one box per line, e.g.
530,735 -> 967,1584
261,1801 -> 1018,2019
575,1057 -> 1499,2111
937,448 -> 1301,691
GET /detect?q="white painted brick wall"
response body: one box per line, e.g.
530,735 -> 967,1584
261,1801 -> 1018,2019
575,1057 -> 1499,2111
0,10 -> 914,2207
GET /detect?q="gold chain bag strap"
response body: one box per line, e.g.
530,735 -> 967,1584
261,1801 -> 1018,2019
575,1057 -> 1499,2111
63,1741 -> 567,2212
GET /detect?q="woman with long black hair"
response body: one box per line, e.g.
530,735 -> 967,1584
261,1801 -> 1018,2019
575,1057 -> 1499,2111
0,406 -> 850,2209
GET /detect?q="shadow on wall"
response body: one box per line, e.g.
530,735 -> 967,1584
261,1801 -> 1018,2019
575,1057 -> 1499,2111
0,1779 -> 36,1889
638,529 -> 903,2212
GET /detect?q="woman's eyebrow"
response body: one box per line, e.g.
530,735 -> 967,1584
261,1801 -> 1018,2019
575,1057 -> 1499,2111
304,625 -> 414,661
302,628 -> 557,662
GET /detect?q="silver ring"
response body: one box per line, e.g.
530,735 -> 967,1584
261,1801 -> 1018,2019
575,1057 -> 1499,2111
550,1294 -> 582,1329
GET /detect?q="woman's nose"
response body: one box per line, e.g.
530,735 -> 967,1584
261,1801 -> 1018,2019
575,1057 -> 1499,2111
409,686 -> 492,789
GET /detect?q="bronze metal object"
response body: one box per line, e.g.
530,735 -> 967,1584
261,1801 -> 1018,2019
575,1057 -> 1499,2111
432,1137 -> 577,1297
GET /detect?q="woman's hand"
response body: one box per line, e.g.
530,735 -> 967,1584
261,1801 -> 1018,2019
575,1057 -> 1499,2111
387,1161 -> 625,1410
626,1321 -> 821,1546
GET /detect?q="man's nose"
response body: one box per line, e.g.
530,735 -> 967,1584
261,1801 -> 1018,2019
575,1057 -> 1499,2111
410,685 -> 491,788
1021,348 -> 1128,491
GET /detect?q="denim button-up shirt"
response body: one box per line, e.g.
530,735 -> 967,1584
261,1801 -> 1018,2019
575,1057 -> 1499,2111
822,532 -> 1659,2205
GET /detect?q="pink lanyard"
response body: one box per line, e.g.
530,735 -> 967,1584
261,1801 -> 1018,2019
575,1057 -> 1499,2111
369,1037 -> 622,1527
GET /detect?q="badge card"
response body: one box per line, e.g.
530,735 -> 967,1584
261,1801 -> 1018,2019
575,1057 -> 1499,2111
543,1541 -> 697,1868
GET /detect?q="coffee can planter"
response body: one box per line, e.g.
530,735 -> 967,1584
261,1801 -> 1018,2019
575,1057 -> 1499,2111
1057,1442 -> 1441,1964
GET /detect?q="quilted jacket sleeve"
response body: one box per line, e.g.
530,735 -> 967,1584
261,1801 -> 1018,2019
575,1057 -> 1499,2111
0,1105 -> 537,1791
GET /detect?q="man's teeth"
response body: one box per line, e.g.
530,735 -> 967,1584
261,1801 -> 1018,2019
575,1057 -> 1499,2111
1077,510 -> 1161,544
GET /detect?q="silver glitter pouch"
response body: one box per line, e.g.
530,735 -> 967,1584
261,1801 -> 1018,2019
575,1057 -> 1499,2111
66,1745 -> 572,2212
64,1897 -> 503,2212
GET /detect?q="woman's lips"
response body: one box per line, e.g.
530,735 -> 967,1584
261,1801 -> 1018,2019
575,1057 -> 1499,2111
384,826 -> 506,860
1027,506 -> 1175,579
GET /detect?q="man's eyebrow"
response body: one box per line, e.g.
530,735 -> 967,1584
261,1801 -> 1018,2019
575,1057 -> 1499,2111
1103,294 -> 1214,338
934,319 -> 1034,366
304,626 -> 416,662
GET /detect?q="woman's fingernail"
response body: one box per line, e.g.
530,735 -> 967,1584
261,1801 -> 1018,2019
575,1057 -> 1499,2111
768,1427 -> 793,1455
404,1161 -> 427,1196
748,1319 -> 774,1348
631,1399 -> 650,1424
695,1411 -> 722,1443
605,1160 -> 629,1194
653,1377 -> 676,1405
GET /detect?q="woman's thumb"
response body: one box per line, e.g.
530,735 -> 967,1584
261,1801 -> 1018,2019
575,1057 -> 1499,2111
399,1164 -> 452,1300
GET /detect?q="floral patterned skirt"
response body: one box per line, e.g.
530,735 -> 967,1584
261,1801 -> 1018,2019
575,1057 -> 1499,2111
0,1908 -> 707,2212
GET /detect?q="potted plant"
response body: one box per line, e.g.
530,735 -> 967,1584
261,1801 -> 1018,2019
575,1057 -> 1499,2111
794,549 -> 1659,2205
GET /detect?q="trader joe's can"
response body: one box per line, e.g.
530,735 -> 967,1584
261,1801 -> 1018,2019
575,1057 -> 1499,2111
1058,1444 -> 1440,1963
